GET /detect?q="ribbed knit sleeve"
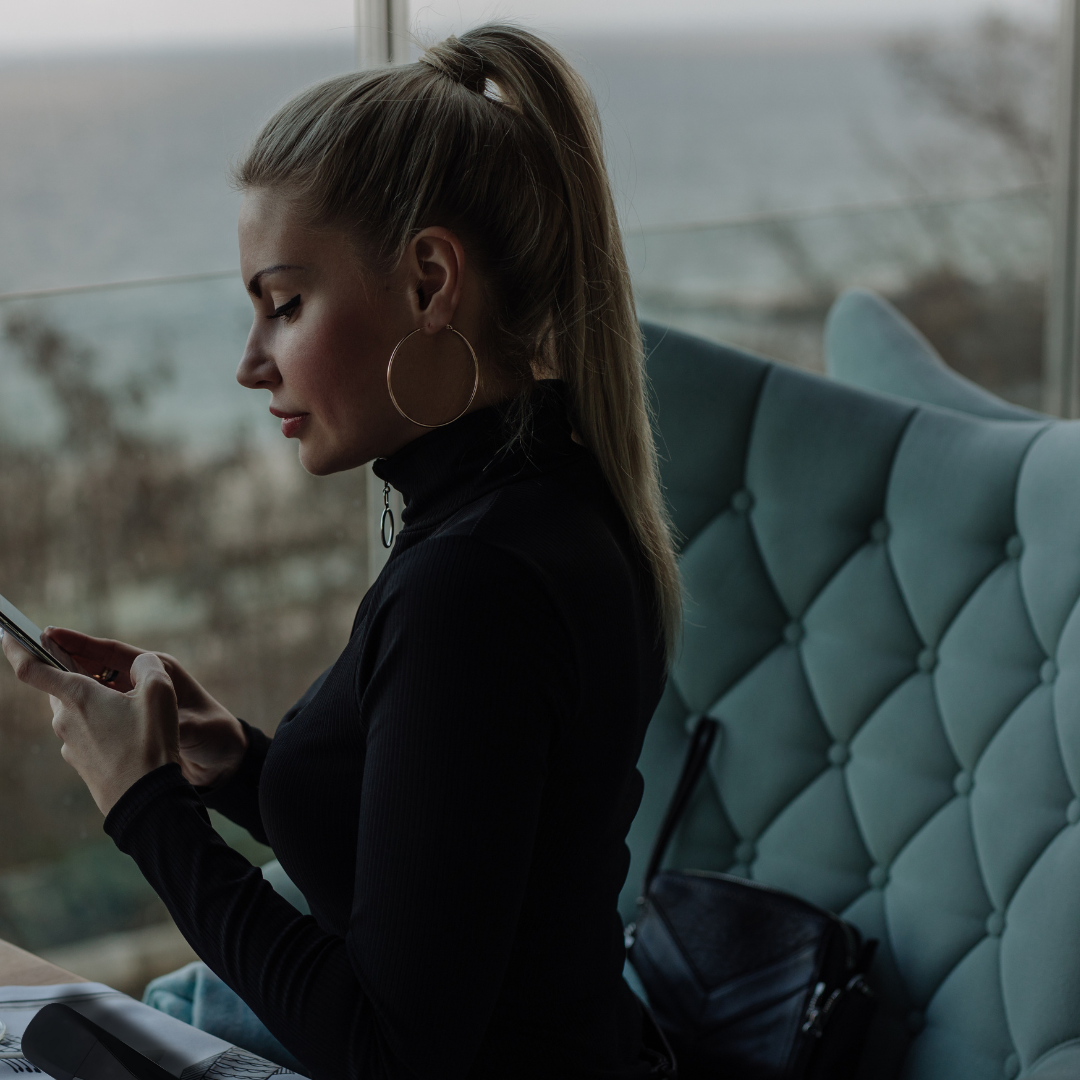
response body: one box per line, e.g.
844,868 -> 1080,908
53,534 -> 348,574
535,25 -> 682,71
198,719 -> 273,844
104,538 -> 575,1080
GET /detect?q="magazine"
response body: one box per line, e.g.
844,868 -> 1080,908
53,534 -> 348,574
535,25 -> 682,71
0,983 -> 302,1078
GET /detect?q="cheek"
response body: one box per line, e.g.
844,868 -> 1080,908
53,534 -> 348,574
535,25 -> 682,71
284,317 -> 378,408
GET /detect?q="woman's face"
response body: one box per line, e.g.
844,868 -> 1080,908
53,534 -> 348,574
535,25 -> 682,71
237,188 -> 484,475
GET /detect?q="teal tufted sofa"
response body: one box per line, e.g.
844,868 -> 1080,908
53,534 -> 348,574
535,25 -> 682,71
625,310 -> 1080,1080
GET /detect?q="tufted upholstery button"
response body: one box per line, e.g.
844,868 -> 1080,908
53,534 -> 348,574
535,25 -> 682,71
828,743 -> 850,767
868,865 -> 889,889
1068,799 -> 1080,826
917,648 -> 937,673
735,840 -> 757,864
1005,535 -> 1024,560
954,771 -> 974,796
906,1010 -> 925,1035
1041,660 -> 1058,684
784,621 -> 804,646
986,912 -> 1006,938
1003,1053 -> 1020,1079
870,519 -> 890,543
731,489 -> 753,514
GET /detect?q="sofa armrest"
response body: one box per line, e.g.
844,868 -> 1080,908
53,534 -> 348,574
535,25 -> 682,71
824,288 -> 1040,420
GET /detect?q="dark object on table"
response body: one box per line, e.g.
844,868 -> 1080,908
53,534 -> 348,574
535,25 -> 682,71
21,1003 -> 174,1080
627,716 -> 878,1079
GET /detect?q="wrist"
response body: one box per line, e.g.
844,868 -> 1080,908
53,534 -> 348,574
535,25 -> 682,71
217,716 -> 249,782
97,755 -> 178,816
103,762 -> 192,845
185,716 -> 249,791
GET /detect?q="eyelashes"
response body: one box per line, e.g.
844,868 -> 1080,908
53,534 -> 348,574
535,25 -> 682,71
271,294 -> 301,322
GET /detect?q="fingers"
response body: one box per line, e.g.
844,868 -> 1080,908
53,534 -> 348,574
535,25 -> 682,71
44,627 -> 144,672
51,633 -> 188,698
142,652 -> 206,705
2,633 -> 83,699
6,635 -> 181,816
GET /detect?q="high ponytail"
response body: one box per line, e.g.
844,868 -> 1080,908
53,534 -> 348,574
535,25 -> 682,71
235,25 -> 682,656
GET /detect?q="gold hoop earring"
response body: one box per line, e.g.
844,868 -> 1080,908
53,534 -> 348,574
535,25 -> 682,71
386,324 -> 480,429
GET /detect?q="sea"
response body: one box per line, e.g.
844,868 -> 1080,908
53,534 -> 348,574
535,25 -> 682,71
0,29 -> 1046,448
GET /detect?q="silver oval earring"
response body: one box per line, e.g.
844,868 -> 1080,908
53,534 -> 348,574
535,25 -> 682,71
386,324 -> 480,429
380,481 -> 395,549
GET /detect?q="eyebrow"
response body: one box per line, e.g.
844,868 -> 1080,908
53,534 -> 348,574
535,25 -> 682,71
247,264 -> 304,298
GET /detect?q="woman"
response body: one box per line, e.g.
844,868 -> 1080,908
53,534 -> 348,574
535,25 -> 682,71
3,25 -> 681,1079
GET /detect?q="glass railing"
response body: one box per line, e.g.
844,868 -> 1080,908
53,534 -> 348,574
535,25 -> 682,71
630,185 -> 1049,410
0,185 -> 1051,991
0,274 -> 368,989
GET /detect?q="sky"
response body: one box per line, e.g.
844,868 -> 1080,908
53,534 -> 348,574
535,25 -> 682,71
0,0 -> 1058,53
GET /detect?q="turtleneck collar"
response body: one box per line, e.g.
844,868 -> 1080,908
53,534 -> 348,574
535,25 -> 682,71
371,380 -> 585,533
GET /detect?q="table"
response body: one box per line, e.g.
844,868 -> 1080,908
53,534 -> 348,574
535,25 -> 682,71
0,938 -> 85,986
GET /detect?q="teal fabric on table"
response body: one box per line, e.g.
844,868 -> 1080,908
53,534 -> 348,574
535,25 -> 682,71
143,960 -> 306,1073
626,317 -> 1080,1079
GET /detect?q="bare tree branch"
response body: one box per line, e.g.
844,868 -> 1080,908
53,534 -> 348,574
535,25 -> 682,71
887,13 -> 1054,184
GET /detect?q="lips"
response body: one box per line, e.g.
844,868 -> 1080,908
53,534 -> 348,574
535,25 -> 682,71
270,407 -> 308,439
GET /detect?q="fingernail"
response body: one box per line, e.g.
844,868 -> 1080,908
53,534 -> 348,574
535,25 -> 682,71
0,628 -> 5,640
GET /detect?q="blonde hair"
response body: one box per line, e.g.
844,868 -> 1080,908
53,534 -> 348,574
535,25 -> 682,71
234,24 -> 681,655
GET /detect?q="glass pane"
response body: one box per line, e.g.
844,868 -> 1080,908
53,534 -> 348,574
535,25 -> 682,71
0,278 -> 367,987
559,10 -> 1053,409
0,18 -> 361,992
0,0 -> 1060,996
631,188 -> 1049,408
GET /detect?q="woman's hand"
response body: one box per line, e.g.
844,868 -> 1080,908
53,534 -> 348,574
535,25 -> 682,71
2,633 -> 179,815
10,628 -> 249,797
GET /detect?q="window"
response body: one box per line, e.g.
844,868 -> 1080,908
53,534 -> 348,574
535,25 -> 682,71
0,0 -> 1059,994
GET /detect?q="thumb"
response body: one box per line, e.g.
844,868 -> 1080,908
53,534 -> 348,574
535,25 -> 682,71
130,651 -> 177,709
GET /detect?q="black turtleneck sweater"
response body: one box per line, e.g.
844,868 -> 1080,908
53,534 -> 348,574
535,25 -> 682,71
104,383 -> 667,1079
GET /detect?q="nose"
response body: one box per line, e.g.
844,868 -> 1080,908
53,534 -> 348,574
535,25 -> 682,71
236,317 -> 280,391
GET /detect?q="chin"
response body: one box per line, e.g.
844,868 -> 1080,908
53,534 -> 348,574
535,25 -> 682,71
297,449 -> 335,477
297,441 -> 365,477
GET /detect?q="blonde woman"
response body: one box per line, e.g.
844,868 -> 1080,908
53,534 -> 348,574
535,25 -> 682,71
4,25 -> 681,1079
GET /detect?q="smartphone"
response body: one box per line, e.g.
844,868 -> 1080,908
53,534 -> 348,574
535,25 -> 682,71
0,593 -> 73,671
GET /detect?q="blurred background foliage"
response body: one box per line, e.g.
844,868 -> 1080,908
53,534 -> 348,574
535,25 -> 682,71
0,308 -> 365,951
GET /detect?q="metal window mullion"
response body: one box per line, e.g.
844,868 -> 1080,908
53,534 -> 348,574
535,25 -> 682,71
1046,0 -> 1080,416
357,0 -> 408,582
355,0 -> 407,69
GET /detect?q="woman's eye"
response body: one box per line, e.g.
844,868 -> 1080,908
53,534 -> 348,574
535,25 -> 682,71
271,295 -> 301,322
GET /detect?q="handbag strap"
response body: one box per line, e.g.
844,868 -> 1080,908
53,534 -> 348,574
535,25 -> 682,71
644,714 -> 720,888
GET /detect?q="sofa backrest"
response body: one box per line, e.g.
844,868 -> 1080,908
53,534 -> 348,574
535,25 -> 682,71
629,321 -> 1080,1080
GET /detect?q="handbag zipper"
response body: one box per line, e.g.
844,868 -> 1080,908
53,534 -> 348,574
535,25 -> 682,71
801,972 -> 873,1039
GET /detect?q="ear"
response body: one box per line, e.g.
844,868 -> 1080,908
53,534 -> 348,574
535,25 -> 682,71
406,227 -> 466,332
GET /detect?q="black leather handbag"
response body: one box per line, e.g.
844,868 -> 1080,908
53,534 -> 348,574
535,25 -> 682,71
626,716 -> 878,1079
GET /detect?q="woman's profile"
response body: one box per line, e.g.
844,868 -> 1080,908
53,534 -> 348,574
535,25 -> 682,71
3,24 -> 681,1079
